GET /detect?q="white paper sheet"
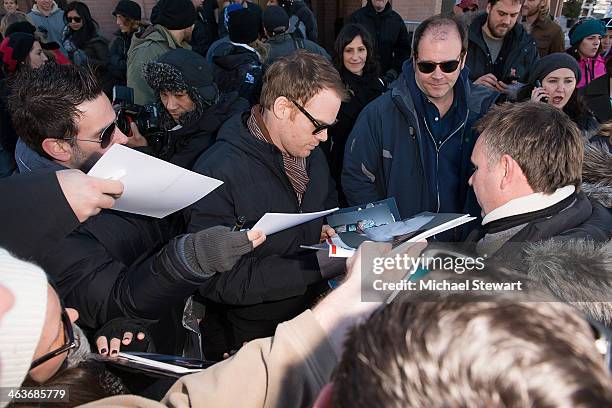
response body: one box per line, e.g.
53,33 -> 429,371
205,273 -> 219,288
88,144 -> 223,218
253,207 -> 339,235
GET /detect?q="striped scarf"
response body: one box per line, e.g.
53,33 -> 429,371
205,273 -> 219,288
247,105 -> 310,204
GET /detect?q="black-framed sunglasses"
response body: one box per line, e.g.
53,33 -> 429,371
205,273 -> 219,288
66,16 -> 82,23
416,54 -> 464,74
289,98 -> 337,135
59,119 -> 116,149
29,309 -> 77,370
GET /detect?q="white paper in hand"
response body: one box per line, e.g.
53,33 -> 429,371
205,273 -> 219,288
88,144 -> 223,218
253,208 -> 339,235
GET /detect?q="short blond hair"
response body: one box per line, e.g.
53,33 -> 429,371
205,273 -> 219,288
259,50 -> 348,110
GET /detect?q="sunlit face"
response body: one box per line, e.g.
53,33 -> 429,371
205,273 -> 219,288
578,34 -> 601,58
63,93 -> 128,170
414,27 -> 465,103
27,41 -> 48,69
28,286 -> 79,383
521,0 -> 541,17
343,35 -> 367,76
468,137 -> 506,216
66,10 -> 83,31
541,68 -> 576,110
36,0 -> 53,12
276,88 -> 342,158
486,0 -> 522,39
160,90 -> 196,122
3,0 -> 18,13
601,30 -> 612,55
371,0 -> 388,12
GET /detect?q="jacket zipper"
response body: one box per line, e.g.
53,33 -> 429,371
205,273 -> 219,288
422,109 -> 469,212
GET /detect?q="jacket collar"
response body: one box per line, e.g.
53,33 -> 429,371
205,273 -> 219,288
15,138 -> 66,174
364,0 -> 391,17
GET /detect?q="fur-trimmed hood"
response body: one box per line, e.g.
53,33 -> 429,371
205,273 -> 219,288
582,142 -> 612,208
523,239 -> 612,326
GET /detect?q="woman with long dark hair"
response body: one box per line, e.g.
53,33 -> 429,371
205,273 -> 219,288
325,23 -> 386,205
517,52 -> 598,138
62,1 -> 112,95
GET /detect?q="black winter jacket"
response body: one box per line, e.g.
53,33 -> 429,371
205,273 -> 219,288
467,13 -> 539,84
13,142 -> 214,332
287,1 -> 318,43
188,111 -> 336,359
212,45 -> 263,106
109,30 -> 136,86
191,3 -> 219,57
345,0 -> 411,77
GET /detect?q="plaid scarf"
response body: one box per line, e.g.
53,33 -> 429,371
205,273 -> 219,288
247,105 -> 309,204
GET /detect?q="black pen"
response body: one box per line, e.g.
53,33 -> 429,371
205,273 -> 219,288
233,216 -> 246,232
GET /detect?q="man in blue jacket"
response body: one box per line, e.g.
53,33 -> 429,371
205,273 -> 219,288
342,14 -> 498,224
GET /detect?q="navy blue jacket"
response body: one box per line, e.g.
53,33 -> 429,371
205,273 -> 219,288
342,62 -> 498,221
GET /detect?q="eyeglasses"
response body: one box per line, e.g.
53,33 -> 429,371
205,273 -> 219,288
289,98 -> 337,135
30,309 -> 77,370
66,16 -> 82,23
416,54 -> 464,74
59,119 -> 116,149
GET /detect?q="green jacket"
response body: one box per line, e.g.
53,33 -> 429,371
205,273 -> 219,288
127,25 -> 191,105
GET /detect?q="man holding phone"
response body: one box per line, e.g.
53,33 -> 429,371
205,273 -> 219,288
466,0 -> 539,93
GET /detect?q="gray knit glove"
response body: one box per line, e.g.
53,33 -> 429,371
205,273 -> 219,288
183,225 -> 254,276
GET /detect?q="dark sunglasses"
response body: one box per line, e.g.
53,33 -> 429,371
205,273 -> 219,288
59,119 -> 116,149
30,309 -> 77,370
66,16 -> 82,23
416,54 -> 464,74
289,98 -> 337,135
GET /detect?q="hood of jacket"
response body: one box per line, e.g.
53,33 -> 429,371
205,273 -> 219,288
212,45 -> 259,70
364,0 -> 392,17
30,3 -> 62,17
14,138 -> 65,174
131,24 -> 185,52
523,239 -> 612,326
582,142 -> 612,208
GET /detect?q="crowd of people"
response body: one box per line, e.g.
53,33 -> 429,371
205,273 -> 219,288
0,0 -> 610,407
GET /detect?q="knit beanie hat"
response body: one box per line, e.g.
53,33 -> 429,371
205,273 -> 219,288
0,249 -> 48,405
112,0 -> 142,21
228,8 -> 259,44
150,0 -> 196,31
143,48 -> 218,104
223,3 -> 244,32
528,52 -> 582,85
569,18 -> 606,46
0,33 -> 36,73
263,5 -> 289,36
4,21 -> 36,37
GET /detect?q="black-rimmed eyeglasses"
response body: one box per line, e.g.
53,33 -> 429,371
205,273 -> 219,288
29,309 -> 77,370
289,98 -> 337,135
58,119 -> 117,149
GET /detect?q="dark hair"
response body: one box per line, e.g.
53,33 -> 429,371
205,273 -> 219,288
411,14 -> 467,59
333,23 -> 379,76
333,293 -> 612,407
64,1 -> 100,48
7,63 -> 103,157
487,0 -> 524,5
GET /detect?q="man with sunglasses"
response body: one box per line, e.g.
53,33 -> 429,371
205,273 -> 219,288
6,63 -> 266,356
343,15 -> 498,230
467,0 -> 539,92
187,51 -> 348,360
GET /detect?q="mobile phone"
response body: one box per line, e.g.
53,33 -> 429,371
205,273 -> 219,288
535,80 -> 549,103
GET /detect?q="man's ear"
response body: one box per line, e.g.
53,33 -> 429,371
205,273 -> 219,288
499,154 -> 517,190
272,96 -> 292,120
41,138 -> 73,163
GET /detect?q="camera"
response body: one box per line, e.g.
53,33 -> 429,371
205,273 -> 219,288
112,86 -> 164,143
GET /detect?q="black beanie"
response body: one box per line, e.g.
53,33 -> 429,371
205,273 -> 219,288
4,21 -> 36,37
263,6 -> 289,36
150,0 -> 197,30
527,52 -> 582,85
0,33 -> 36,73
113,0 -> 142,21
228,8 -> 259,44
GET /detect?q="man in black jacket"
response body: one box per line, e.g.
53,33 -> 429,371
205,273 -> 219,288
190,0 -> 219,57
345,0 -> 411,84
7,63 -> 265,343
188,51 -> 348,359
467,0 -> 539,93
467,101 -> 612,260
